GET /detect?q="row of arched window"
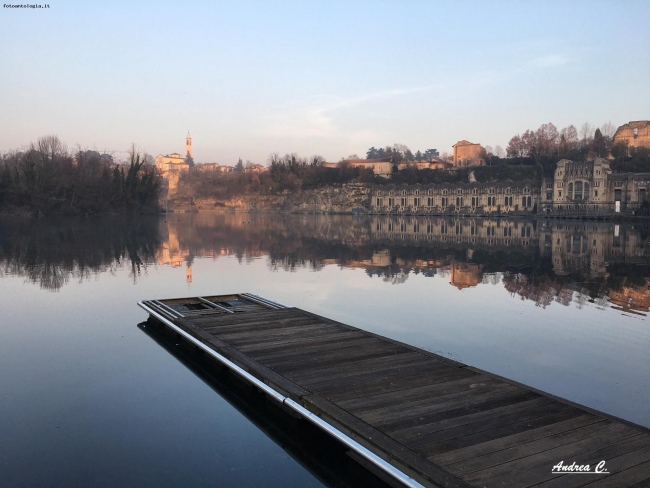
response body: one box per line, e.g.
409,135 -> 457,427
377,187 -> 530,197
568,181 -> 590,200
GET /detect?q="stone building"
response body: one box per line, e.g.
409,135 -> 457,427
370,180 -> 540,215
196,163 -> 220,172
546,157 -> 650,216
155,152 -> 189,173
156,131 -> 193,173
613,121 -> 650,148
155,132 -> 193,192
452,140 -> 484,167
546,158 -> 611,215
323,159 -> 394,177
607,172 -> 650,213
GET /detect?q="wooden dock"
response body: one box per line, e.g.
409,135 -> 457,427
139,294 -> 650,488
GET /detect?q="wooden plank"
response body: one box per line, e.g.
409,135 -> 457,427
405,400 -> 574,451
214,322 -> 337,343
266,343 -> 412,373
220,324 -> 347,347
237,330 -> 367,354
172,317 -> 311,399
340,375 -> 505,414
431,414 -> 604,466
202,317 -> 326,334
471,440 -> 650,488
464,366 -> 650,435
363,385 -> 526,431
301,393 -> 473,488
586,459 -> 650,488
460,422 -> 643,487
249,336 -> 388,362
294,308 -> 464,368
420,408 -> 585,459
322,367 -> 476,403
445,419 -> 620,476
392,396 -> 555,441
186,308 -> 304,326
629,478 -> 650,488
305,360 -> 472,395
285,351 -> 429,384
522,434 -> 650,488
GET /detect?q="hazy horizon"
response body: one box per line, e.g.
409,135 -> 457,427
1,0 -> 648,165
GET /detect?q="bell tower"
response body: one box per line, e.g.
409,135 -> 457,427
185,131 -> 192,158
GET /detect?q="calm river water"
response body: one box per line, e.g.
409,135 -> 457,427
1,212 -> 649,487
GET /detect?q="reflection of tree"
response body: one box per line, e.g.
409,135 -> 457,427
0,216 -> 160,291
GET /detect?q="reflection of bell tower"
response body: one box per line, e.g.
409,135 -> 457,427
185,131 -> 192,158
186,263 -> 192,285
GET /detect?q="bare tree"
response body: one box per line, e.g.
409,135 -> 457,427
600,122 -> 616,140
580,122 -> 593,143
309,155 -> 325,166
494,145 -> 505,158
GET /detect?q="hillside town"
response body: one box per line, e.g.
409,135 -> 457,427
156,121 -> 650,217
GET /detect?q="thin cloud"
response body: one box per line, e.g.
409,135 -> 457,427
264,84 -> 447,140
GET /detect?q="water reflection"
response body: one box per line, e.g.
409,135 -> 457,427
121,213 -> 650,317
0,216 -> 160,290
2,213 -> 650,315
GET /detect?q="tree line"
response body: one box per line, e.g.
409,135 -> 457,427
365,144 -> 439,163
481,122 -> 649,176
177,152 -> 374,200
0,136 -> 162,214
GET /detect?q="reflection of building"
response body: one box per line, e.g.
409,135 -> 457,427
539,221 -> 609,278
608,281 -> 650,315
449,262 -> 483,290
157,221 -> 193,286
613,121 -> 650,148
154,212 -> 650,313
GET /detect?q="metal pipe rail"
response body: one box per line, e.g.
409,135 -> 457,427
240,293 -> 288,309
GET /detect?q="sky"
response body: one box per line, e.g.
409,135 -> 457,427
1,0 -> 649,165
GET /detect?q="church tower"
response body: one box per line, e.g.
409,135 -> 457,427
185,131 -> 192,158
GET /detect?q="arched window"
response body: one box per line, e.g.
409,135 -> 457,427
575,181 -> 583,200
568,182 -> 573,199
584,182 -> 590,199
